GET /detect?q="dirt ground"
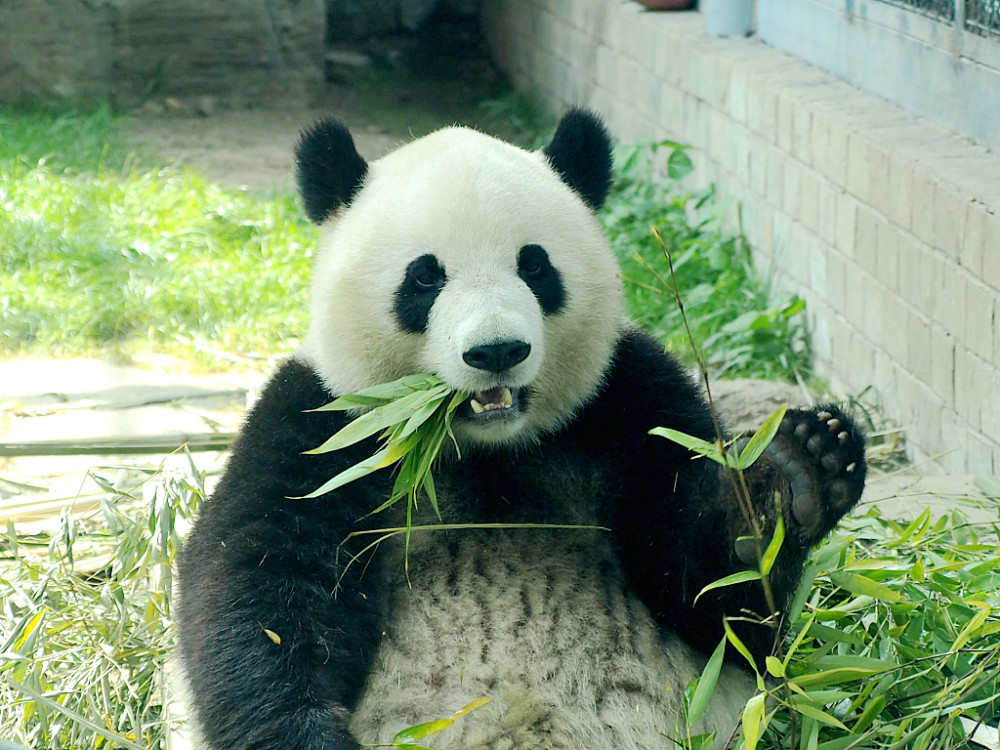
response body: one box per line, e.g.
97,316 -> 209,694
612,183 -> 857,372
124,104 -> 402,193
121,54 -> 521,192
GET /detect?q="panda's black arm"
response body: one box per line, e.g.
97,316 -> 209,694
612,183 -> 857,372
176,359 -> 391,750
577,330 -> 809,665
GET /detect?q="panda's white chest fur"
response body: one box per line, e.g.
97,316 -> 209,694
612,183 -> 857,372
349,525 -> 753,750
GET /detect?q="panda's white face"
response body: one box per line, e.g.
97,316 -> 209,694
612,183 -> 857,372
300,124 -> 623,446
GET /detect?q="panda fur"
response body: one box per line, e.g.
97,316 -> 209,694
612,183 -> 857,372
175,109 -> 867,750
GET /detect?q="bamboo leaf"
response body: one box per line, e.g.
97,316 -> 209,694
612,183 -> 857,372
829,571 -> 903,602
450,697 -> 492,719
694,570 -> 761,606
688,636 -> 726,726
650,427 -> 728,466
290,447 -> 392,499
305,389 -> 441,454
311,374 -> 443,411
951,601 -> 991,651
738,406 -> 787,469
396,392 -> 450,441
393,719 -> 454,744
723,618 -> 758,674
760,512 -> 785,577
792,704 -> 849,731
765,655 -> 785,678
742,693 -> 766,750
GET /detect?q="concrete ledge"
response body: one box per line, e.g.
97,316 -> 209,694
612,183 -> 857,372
482,0 -> 1000,476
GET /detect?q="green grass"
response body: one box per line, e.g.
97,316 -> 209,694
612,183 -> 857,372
1,105 -> 316,363
0,103 -> 126,172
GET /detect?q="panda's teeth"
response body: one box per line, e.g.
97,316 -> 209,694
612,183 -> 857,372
469,387 -> 515,415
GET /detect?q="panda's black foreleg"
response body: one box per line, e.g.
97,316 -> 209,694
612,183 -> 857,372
680,403 -> 867,665
613,401 -> 865,668
766,404 -> 867,545
178,519 -> 381,750
176,360 -> 392,750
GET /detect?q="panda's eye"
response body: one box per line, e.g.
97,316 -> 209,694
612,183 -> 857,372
395,254 -> 446,334
518,244 -> 548,279
520,258 -> 543,278
407,255 -> 446,290
414,268 -> 442,288
518,244 -> 566,315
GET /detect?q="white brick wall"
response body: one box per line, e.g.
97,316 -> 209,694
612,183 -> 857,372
481,0 -> 1000,476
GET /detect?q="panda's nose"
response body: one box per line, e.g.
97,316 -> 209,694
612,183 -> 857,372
463,340 -> 531,373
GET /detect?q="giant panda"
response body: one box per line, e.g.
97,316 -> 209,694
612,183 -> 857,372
175,109 -> 866,750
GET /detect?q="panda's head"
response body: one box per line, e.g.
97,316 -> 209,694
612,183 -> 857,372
296,109 -> 623,447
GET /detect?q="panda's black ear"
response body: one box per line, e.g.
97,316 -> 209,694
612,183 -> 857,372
295,118 -> 369,224
543,108 -> 613,211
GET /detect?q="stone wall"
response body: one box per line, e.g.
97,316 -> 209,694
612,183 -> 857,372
0,0 -> 325,107
481,0 -> 1000,476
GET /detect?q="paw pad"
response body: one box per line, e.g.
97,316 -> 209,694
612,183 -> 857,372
772,404 -> 866,542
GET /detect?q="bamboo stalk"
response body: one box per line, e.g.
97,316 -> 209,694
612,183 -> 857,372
0,433 -> 235,457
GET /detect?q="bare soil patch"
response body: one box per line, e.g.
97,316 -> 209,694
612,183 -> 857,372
124,104 -> 400,192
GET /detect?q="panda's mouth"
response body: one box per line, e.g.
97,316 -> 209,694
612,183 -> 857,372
461,386 -> 525,422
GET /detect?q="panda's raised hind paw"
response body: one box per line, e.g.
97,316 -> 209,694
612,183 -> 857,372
770,405 -> 866,543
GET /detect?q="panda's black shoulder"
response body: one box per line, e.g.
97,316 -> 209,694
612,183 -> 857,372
198,358 -> 363,519
233,357 -> 338,456
571,328 -> 717,446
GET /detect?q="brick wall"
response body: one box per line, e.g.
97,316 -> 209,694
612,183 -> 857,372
481,1 -> 1000,475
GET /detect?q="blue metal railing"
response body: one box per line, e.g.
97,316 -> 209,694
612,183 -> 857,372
875,0 -> 1000,35
966,0 -> 1000,35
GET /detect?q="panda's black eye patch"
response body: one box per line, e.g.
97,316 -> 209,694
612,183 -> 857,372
395,254 -> 446,333
518,244 -> 565,315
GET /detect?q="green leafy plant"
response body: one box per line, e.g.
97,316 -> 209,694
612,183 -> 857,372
300,376 -> 608,577
642,202 -> 1000,750
737,503 -> 1000,750
0,457 -> 206,749
602,141 -> 811,383
298,374 -> 466,566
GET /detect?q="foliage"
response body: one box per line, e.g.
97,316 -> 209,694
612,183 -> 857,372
0,457 -> 205,749
678,501 -> 1000,750
757,504 -> 1000,750
602,141 -> 811,382
300,374 -> 466,569
0,103 -> 126,172
0,106 -> 317,361
370,697 -> 492,750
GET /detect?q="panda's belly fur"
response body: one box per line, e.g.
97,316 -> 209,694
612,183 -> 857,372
349,530 -> 753,750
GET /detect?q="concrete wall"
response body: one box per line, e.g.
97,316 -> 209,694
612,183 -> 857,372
758,0 -> 1000,152
481,0 -> 1000,476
